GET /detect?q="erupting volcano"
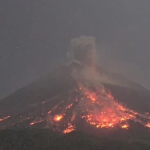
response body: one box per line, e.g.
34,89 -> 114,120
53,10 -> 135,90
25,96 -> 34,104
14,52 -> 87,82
0,36 -> 150,137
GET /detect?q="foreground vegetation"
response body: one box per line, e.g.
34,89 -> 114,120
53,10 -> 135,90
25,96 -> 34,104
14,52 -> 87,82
0,129 -> 149,150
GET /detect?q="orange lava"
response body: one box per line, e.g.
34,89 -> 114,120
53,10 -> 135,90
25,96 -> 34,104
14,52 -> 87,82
82,90 -> 134,128
0,119 -> 4,122
47,85 -> 150,134
0,116 -> 10,122
30,120 -> 44,126
121,124 -> 129,129
66,103 -> 73,109
85,91 -> 96,102
54,115 -> 63,122
146,123 -> 150,128
63,123 -> 75,134
79,87 -> 150,129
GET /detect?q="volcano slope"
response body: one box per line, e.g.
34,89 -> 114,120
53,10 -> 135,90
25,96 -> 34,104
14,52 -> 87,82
0,129 -> 150,150
0,61 -> 150,139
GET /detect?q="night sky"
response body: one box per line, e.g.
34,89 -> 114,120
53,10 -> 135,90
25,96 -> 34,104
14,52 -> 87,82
1,0 -> 150,99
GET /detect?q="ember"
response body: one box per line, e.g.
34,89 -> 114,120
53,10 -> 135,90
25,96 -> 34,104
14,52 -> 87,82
30,120 -> 44,126
63,123 -> 75,134
0,116 -> 10,122
66,103 -> 73,109
146,123 -> 150,128
54,115 -> 63,122
121,124 -> 129,129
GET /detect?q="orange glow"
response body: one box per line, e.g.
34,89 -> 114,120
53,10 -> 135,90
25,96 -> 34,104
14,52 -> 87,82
54,115 -> 63,122
0,119 -> 4,122
0,116 -> 10,122
44,85 -> 150,133
30,120 -> 43,126
63,123 -> 75,134
146,123 -> 150,128
121,124 -> 129,129
30,122 -> 35,125
85,91 -> 97,102
77,87 -> 146,129
66,103 -> 73,109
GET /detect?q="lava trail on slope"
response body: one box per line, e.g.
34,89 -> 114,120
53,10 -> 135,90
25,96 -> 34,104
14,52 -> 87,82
0,82 -> 150,134
45,84 -> 150,134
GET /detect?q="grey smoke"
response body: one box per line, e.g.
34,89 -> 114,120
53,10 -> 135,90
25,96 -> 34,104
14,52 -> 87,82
67,36 -> 133,88
67,36 -> 115,87
67,36 -> 97,66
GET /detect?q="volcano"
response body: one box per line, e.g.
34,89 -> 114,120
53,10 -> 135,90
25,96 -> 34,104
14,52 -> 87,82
0,61 -> 150,138
1,35 -> 150,138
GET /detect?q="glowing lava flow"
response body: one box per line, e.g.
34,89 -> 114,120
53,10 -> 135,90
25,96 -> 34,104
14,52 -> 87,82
121,124 -> 129,129
66,103 -> 73,109
0,116 -> 10,122
54,115 -> 63,122
63,123 -> 75,134
30,120 -> 44,126
31,82 -> 150,135
146,123 -> 150,128
75,86 -> 150,130
80,87 -> 143,129
45,85 -> 150,134
2,81 -> 150,134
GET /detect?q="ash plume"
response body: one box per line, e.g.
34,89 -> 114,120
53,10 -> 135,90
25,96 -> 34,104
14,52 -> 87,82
67,36 -> 97,66
67,36 -> 114,87
67,36 -> 137,88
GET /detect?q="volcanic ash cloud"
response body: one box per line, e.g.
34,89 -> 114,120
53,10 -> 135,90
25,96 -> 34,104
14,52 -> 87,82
67,36 -> 97,66
67,36 -> 110,88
